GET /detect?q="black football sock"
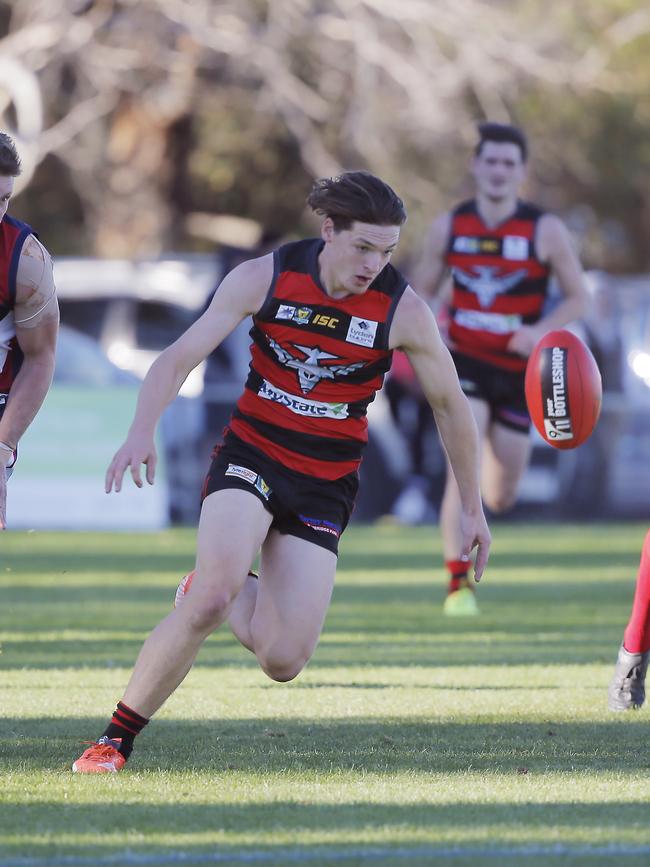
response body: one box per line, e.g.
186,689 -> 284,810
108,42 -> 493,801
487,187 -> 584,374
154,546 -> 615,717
101,701 -> 149,759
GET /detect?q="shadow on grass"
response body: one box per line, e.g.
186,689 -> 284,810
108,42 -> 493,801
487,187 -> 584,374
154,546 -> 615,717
2,716 -> 649,775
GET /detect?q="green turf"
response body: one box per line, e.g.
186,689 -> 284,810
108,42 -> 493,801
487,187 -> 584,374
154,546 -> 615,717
1,522 -> 649,867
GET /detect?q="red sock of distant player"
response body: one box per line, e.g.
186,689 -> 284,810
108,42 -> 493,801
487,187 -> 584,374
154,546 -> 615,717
623,530 -> 650,654
446,559 -> 469,594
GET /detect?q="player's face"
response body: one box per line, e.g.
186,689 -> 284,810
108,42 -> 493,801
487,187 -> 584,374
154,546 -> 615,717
0,176 -> 14,222
472,142 -> 526,204
320,220 -> 400,298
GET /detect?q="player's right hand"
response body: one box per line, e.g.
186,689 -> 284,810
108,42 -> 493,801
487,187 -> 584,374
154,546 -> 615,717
105,432 -> 157,493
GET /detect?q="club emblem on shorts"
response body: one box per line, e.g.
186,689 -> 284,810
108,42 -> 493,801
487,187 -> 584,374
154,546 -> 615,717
267,337 -> 365,394
452,265 -> 528,308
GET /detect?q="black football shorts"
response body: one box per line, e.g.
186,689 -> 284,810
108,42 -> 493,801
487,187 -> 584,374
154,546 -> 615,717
451,352 -> 530,434
202,433 -> 359,555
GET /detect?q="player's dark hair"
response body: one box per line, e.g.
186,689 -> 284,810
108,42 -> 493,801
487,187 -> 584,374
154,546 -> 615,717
475,122 -> 528,162
307,170 -> 407,231
0,133 -> 21,176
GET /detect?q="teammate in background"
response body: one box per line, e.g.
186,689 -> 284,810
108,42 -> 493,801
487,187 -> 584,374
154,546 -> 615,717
72,170 -> 491,773
0,132 -> 59,530
609,530 -> 650,711
413,122 -> 589,616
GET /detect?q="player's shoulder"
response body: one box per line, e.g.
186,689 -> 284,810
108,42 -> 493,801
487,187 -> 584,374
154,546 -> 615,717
215,252 -> 274,314
390,285 -> 435,349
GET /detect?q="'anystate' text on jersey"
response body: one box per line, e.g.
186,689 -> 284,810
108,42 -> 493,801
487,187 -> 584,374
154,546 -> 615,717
226,238 -> 408,480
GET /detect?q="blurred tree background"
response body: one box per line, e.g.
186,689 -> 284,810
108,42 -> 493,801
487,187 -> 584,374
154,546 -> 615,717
1,0 -> 648,271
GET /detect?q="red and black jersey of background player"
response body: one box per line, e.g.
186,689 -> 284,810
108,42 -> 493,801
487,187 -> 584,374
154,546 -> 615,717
0,215 -> 34,396
227,238 -> 408,481
445,199 -> 551,372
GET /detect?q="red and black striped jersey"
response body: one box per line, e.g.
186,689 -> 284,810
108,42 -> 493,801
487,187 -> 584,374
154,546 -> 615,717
0,215 -> 33,394
445,199 -> 551,371
226,238 -> 408,480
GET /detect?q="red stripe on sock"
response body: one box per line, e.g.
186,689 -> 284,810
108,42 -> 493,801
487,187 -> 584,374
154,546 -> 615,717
117,702 -> 149,726
110,714 -> 139,735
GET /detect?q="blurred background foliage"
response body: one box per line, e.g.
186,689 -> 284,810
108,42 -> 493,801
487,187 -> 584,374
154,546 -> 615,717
1,0 -> 649,270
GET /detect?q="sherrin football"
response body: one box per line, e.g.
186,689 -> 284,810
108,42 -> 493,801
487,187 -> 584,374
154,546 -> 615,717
524,329 -> 602,450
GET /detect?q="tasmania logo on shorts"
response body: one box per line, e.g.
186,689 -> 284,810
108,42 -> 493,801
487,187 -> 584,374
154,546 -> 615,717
298,515 -> 342,537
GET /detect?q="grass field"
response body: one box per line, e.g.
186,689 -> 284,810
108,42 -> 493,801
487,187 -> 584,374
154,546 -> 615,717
2,521 -> 650,867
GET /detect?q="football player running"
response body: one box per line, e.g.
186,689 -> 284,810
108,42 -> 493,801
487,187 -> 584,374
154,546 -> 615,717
72,171 -> 491,773
413,122 -> 589,615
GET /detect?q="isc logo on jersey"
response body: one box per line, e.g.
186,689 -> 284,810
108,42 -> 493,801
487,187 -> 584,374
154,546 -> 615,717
258,380 -> 349,419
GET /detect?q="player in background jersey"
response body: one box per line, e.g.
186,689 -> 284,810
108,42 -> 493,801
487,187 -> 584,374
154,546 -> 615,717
609,530 -> 650,711
72,170 -> 491,773
0,132 -> 59,530
413,123 -> 589,616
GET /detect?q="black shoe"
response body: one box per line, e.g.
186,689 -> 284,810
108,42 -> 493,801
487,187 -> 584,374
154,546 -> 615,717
608,644 -> 649,711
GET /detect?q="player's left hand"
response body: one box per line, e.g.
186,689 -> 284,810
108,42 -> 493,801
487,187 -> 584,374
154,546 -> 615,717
459,508 -> 491,583
507,325 -> 542,358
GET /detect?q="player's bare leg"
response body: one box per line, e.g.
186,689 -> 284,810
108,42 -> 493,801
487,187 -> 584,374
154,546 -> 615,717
440,398 -> 489,615
248,532 -> 337,681
73,489 -> 272,773
480,423 -> 531,515
122,490 -> 272,716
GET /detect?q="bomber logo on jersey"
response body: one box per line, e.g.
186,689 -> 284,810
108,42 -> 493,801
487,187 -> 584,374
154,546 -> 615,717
268,337 -> 365,394
346,317 -> 378,348
503,235 -> 529,261
453,265 -> 528,308
541,345 -> 574,442
258,379 -> 349,419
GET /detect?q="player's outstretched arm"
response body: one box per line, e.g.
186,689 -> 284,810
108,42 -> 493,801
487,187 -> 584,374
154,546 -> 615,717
390,287 -> 491,581
105,254 -> 273,493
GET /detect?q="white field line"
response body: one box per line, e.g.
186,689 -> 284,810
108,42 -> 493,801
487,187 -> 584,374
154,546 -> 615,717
2,844 -> 650,866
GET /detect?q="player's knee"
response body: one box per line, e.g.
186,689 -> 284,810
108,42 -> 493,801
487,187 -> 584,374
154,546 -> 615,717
258,647 -> 310,683
483,488 -> 517,514
184,589 -> 237,634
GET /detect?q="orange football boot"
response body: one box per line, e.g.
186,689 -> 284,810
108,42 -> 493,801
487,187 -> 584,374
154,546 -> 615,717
72,737 -> 126,773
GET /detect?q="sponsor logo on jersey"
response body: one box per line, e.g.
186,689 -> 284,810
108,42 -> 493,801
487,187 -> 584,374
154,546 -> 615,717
346,317 -> 378,348
312,313 -> 339,329
276,304 -> 296,320
453,265 -> 528,308
454,309 -> 523,335
503,235 -> 529,261
480,239 -> 500,252
225,464 -> 258,485
294,307 -> 312,324
275,305 -> 312,325
453,236 -> 480,254
298,515 -> 342,537
258,380 -> 349,419
267,337 -> 365,394
542,346 -> 574,441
